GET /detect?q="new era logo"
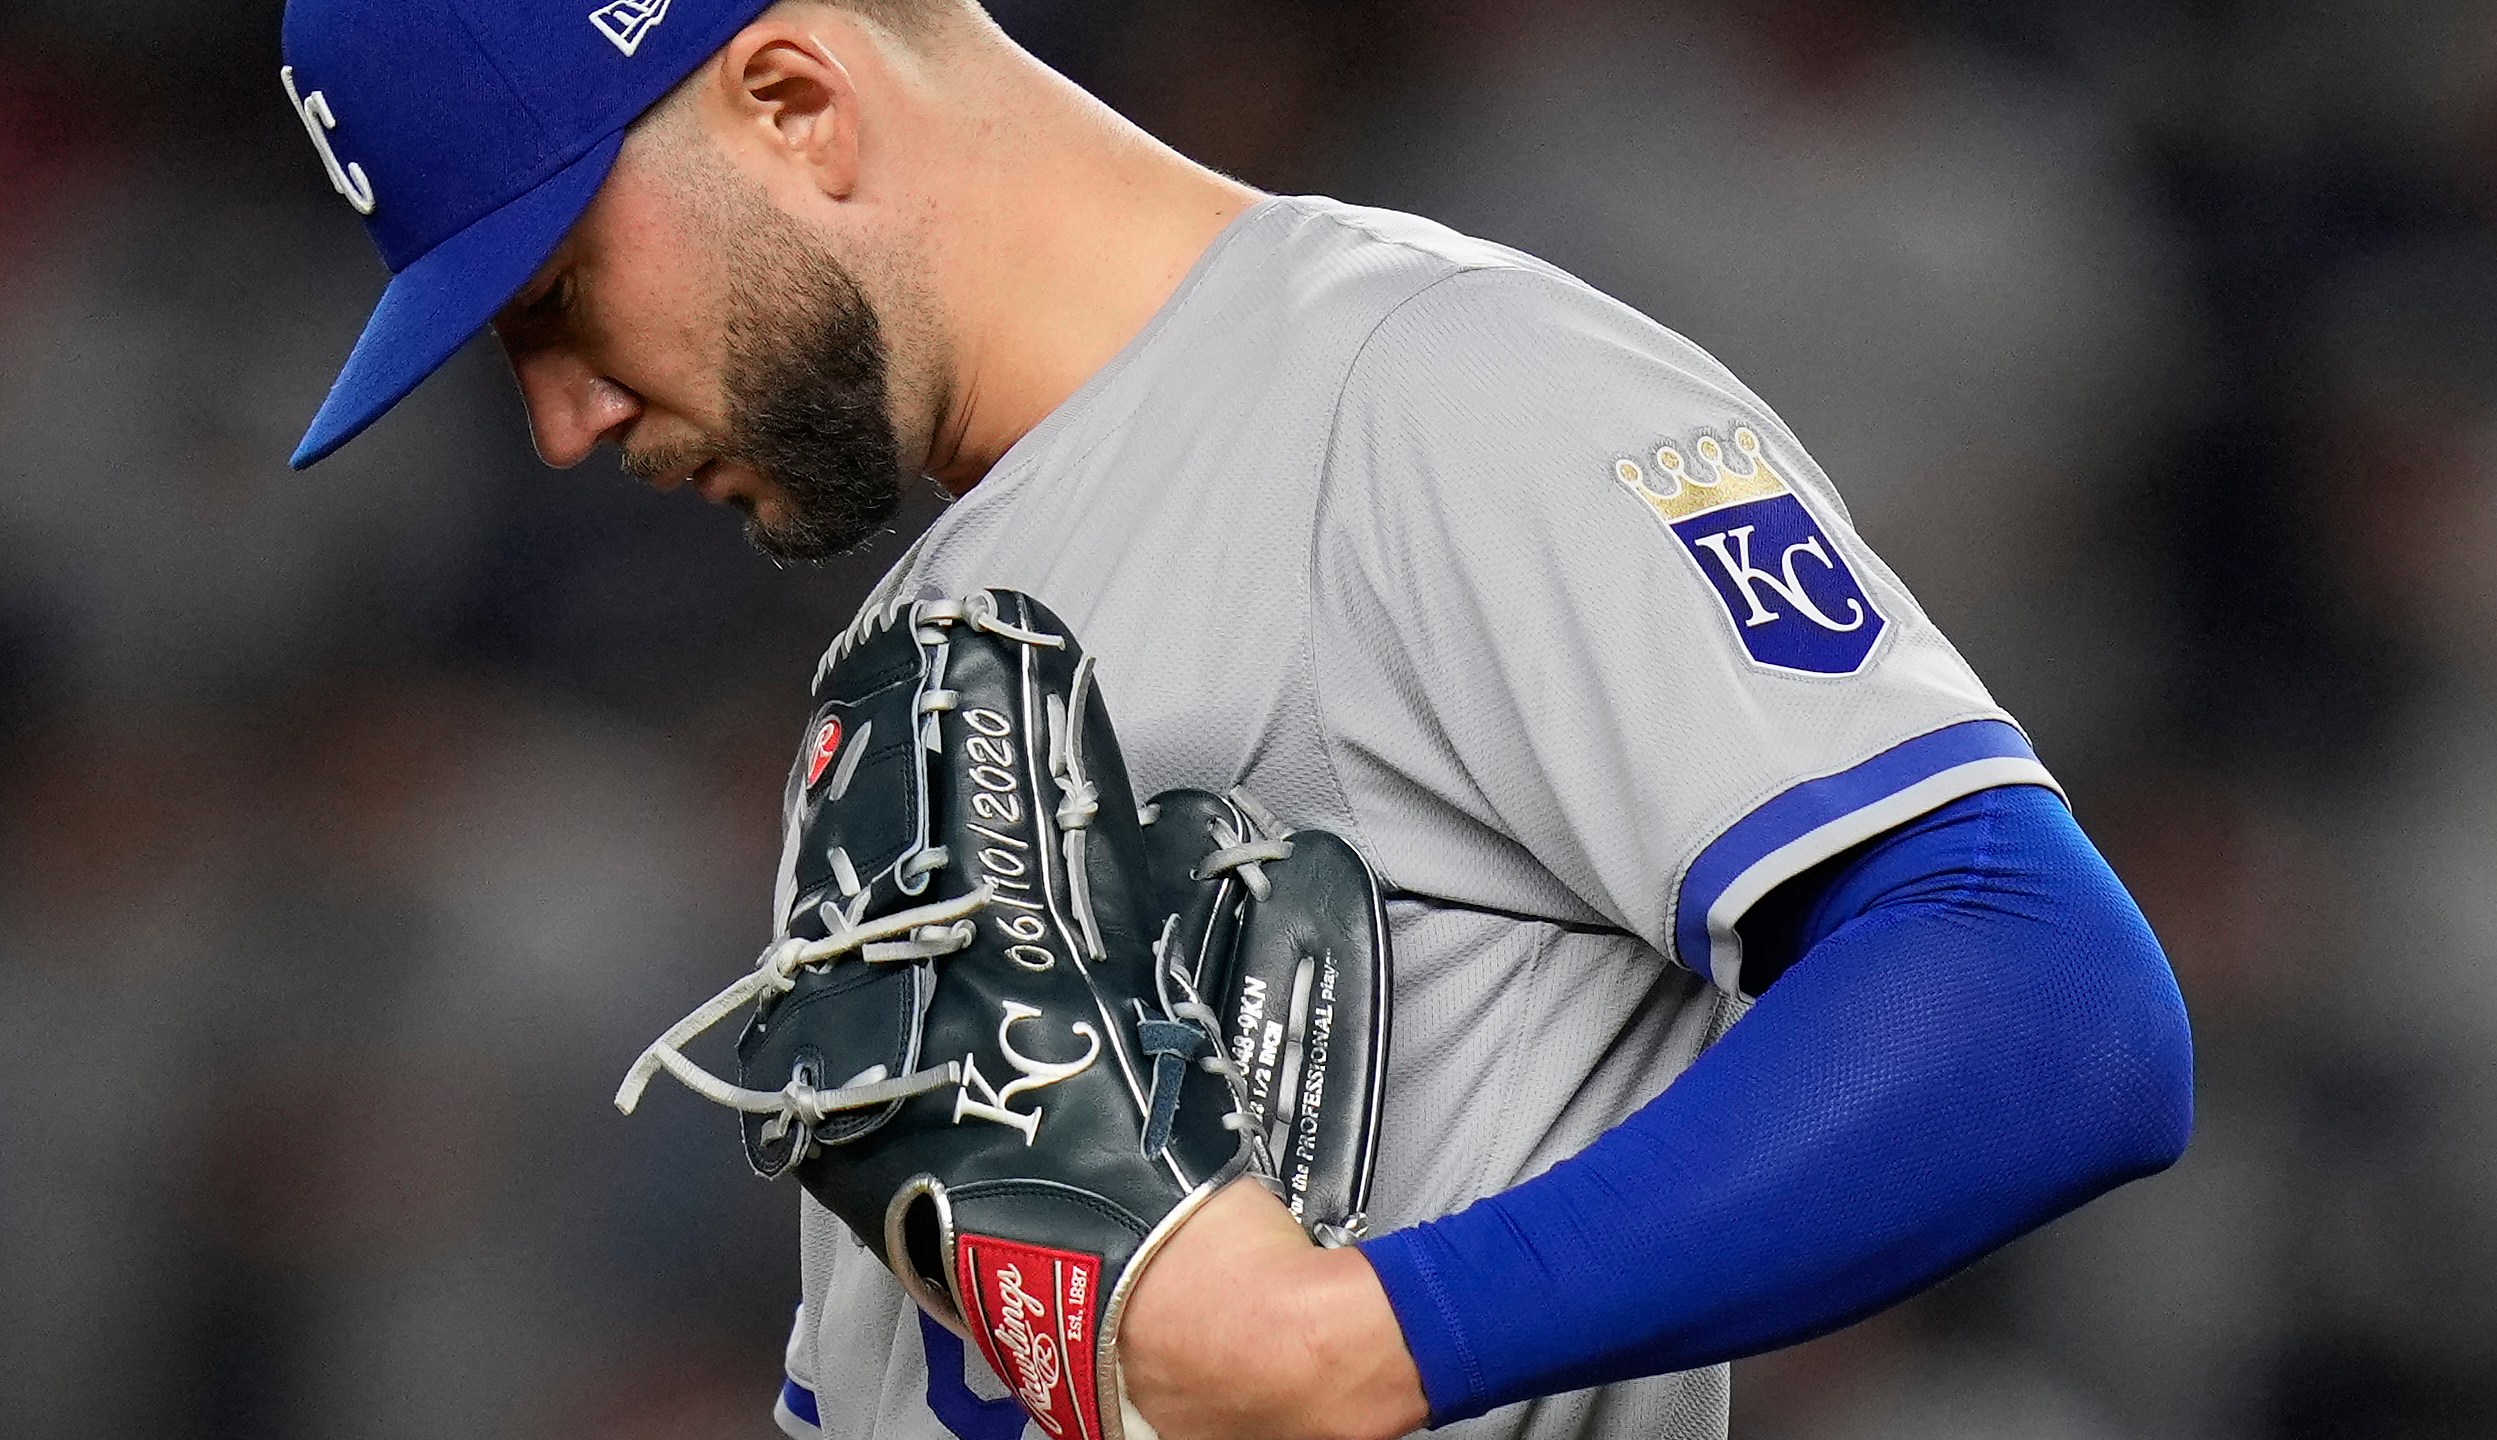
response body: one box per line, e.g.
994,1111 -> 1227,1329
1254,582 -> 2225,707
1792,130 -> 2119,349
589,0 -> 671,56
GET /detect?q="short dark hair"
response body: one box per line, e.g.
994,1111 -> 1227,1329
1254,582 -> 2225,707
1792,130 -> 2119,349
636,0 -> 975,140
793,0 -> 972,44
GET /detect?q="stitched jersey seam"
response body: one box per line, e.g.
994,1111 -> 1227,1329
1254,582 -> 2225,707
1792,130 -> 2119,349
1306,262 -> 1519,894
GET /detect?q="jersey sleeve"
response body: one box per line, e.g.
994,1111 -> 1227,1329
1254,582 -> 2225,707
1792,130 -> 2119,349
1310,263 -> 2056,991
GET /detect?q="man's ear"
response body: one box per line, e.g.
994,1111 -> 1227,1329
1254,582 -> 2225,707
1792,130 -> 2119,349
712,20 -> 862,200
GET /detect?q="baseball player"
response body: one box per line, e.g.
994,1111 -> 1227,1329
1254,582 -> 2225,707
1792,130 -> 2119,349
277,3 -> 2196,1439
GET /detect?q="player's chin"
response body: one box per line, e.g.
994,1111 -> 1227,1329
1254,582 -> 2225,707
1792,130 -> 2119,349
715,474 -> 810,557
743,494 -> 869,565
739,468 -> 905,563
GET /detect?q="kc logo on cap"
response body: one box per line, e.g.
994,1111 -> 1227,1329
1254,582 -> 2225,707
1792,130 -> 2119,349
280,65 -> 376,215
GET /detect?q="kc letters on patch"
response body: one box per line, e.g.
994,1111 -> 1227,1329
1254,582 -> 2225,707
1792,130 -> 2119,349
1615,427 -> 1886,675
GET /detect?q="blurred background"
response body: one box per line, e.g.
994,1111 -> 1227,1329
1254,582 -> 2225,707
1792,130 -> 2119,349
5,0 -> 2496,1436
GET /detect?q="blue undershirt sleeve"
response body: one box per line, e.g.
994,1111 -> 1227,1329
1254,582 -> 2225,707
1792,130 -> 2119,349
1357,783 -> 2194,1425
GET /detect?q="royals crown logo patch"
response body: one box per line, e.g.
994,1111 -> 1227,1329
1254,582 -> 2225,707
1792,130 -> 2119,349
1614,427 -> 1885,675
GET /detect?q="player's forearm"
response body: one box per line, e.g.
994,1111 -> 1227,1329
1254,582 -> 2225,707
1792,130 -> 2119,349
1120,1178 -> 1428,1440
1358,785 -> 2195,1425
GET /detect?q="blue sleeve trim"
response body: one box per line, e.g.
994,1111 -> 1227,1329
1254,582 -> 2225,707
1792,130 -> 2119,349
1677,717 -> 2058,990
779,1377 -> 822,1429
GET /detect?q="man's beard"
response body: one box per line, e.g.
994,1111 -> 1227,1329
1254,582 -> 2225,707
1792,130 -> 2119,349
698,222 -> 906,564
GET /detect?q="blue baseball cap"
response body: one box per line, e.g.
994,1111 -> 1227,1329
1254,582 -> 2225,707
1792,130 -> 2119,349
281,0 -> 779,469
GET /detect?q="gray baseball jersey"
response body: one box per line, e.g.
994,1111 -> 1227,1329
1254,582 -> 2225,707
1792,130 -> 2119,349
767,196 -> 2054,1440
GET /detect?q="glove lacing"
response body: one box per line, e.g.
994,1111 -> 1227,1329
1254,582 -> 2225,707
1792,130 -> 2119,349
617,592 -> 1264,1175
612,887 -> 988,1124
1043,647 -> 1255,1161
1131,792 -> 1304,1166
613,596 -> 1067,1135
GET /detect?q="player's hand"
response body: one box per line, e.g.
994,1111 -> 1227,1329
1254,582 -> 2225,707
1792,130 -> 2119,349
1120,1177 -> 1430,1440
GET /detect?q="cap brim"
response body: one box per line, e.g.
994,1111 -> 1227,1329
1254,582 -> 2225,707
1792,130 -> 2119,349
291,131 -> 628,470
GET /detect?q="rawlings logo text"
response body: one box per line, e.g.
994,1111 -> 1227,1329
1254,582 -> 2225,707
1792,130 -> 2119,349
957,1236 -> 1102,1440
990,1264 -> 1067,1427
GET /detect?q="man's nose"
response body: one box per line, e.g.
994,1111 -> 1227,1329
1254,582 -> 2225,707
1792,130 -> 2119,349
506,347 -> 641,469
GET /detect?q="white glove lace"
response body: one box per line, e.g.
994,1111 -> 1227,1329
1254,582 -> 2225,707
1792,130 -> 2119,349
1190,786 -> 1297,899
616,594 -> 1266,1175
612,885 -> 991,1122
616,592 -> 1094,1146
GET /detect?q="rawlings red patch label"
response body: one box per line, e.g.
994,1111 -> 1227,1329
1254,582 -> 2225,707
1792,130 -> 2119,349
804,717 -> 844,789
956,1234 -> 1103,1440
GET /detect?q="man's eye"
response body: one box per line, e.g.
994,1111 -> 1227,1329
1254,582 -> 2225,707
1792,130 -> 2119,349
536,278 -> 572,317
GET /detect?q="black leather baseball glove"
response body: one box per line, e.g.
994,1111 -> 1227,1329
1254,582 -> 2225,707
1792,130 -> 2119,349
616,589 -> 1389,1440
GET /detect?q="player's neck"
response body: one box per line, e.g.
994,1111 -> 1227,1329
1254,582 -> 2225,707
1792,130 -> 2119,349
916,56 -> 1260,493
